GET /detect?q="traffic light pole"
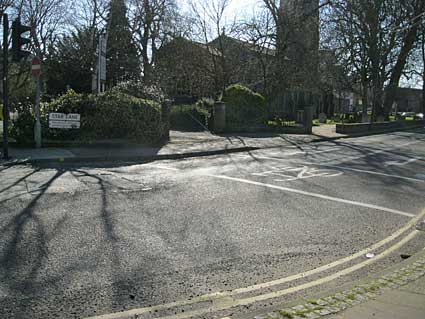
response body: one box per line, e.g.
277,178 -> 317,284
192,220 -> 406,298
2,14 -> 9,160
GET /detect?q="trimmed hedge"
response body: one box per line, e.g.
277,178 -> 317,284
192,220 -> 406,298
220,84 -> 267,130
41,90 -> 163,143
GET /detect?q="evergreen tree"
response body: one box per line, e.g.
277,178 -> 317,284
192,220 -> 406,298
44,28 -> 96,95
106,0 -> 140,87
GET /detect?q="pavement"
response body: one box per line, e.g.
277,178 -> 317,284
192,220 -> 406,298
334,274 -> 425,319
0,125 -> 345,164
1,128 -> 425,319
250,247 -> 425,319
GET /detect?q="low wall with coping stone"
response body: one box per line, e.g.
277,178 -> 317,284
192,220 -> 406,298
336,120 -> 425,135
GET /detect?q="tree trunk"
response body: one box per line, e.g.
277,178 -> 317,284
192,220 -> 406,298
362,84 -> 369,123
383,2 -> 424,116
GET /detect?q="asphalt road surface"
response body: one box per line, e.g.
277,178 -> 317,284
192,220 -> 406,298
1,129 -> 425,319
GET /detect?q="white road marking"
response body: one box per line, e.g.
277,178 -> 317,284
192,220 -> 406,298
252,165 -> 343,182
318,140 -> 420,165
299,162 -> 425,183
84,142 -> 421,319
207,175 -> 415,218
385,158 -> 422,167
255,140 -> 420,167
143,164 -> 180,171
255,147 -> 340,158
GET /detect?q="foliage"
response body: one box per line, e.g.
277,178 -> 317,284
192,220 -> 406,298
41,90 -> 163,143
220,84 -> 267,130
107,0 -> 140,86
170,104 -> 209,131
111,81 -> 167,103
196,97 -> 214,109
9,102 -> 36,145
44,27 -> 96,96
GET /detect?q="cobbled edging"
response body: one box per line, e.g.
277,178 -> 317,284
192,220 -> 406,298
255,256 -> 425,319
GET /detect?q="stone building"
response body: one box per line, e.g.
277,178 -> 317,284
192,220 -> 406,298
392,88 -> 423,113
279,0 -> 320,91
155,35 -> 275,100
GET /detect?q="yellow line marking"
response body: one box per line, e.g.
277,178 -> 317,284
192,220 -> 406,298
85,210 -> 425,319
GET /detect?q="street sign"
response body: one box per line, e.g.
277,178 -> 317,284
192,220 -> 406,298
49,113 -> 80,129
99,36 -> 107,81
31,56 -> 41,77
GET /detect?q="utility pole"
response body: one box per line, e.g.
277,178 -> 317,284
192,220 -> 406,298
2,14 -> 9,160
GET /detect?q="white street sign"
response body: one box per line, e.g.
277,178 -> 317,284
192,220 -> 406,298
49,113 -> 81,129
99,36 -> 107,81
49,112 -> 66,120
66,113 -> 81,121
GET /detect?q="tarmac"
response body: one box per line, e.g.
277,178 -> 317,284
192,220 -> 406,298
1,124 -> 425,319
253,247 -> 425,319
0,125 -> 347,165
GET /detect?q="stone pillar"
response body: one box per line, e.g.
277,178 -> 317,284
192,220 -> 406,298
304,106 -> 314,134
213,101 -> 226,133
161,99 -> 171,141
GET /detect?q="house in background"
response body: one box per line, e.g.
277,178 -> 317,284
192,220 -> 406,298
392,88 -> 423,113
154,37 -> 221,101
155,35 -> 276,101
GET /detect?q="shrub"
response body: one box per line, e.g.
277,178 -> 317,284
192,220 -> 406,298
111,80 -> 166,104
9,104 -> 35,145
43,89 -> 163,144
170,104 -> 209,131
220,84 -> 267,130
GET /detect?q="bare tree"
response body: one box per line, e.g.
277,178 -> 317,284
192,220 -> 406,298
128,0 -> 181,82
189,0 -> 237,95
324,0 -> 425,121
16,0 -> 73,59
382,0 -> 425,115
240,7 -> 276,95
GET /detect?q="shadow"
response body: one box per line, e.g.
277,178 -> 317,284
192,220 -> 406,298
0,168 -> 41,194
0,169 -> 64,295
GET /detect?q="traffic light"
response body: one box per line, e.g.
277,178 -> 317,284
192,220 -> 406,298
11,18 -> 31,62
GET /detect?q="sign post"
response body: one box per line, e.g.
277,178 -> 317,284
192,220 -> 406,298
32,56 -> 42,148
98,35 -> 107,93
2,14 -> 9,160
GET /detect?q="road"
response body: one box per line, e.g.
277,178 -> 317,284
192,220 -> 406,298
1,130 -> 425,319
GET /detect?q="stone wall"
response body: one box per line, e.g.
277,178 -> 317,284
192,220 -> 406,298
336,120 -> 425,135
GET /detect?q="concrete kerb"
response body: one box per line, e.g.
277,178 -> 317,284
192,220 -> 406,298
253,243 -> 425,319
0,146 -> 260,167
1,126 -> 424,167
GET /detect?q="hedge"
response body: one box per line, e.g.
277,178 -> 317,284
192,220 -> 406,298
220,84 -> 267,130
9,90 -> 164,145
42,90 -> 164,143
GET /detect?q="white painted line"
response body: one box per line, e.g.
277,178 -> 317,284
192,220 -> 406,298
93,159 -> 424,319
207,175 -> 415,218
300,162 -> 425,183
143,164 -> 180,171
85,223 -> 423,319
318,140 -> 420,165
385,158 -> 422,167
255,147 -> 340,158
256,140 -> 420,167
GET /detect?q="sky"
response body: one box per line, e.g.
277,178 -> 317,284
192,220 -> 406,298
179,0 -> 261,22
